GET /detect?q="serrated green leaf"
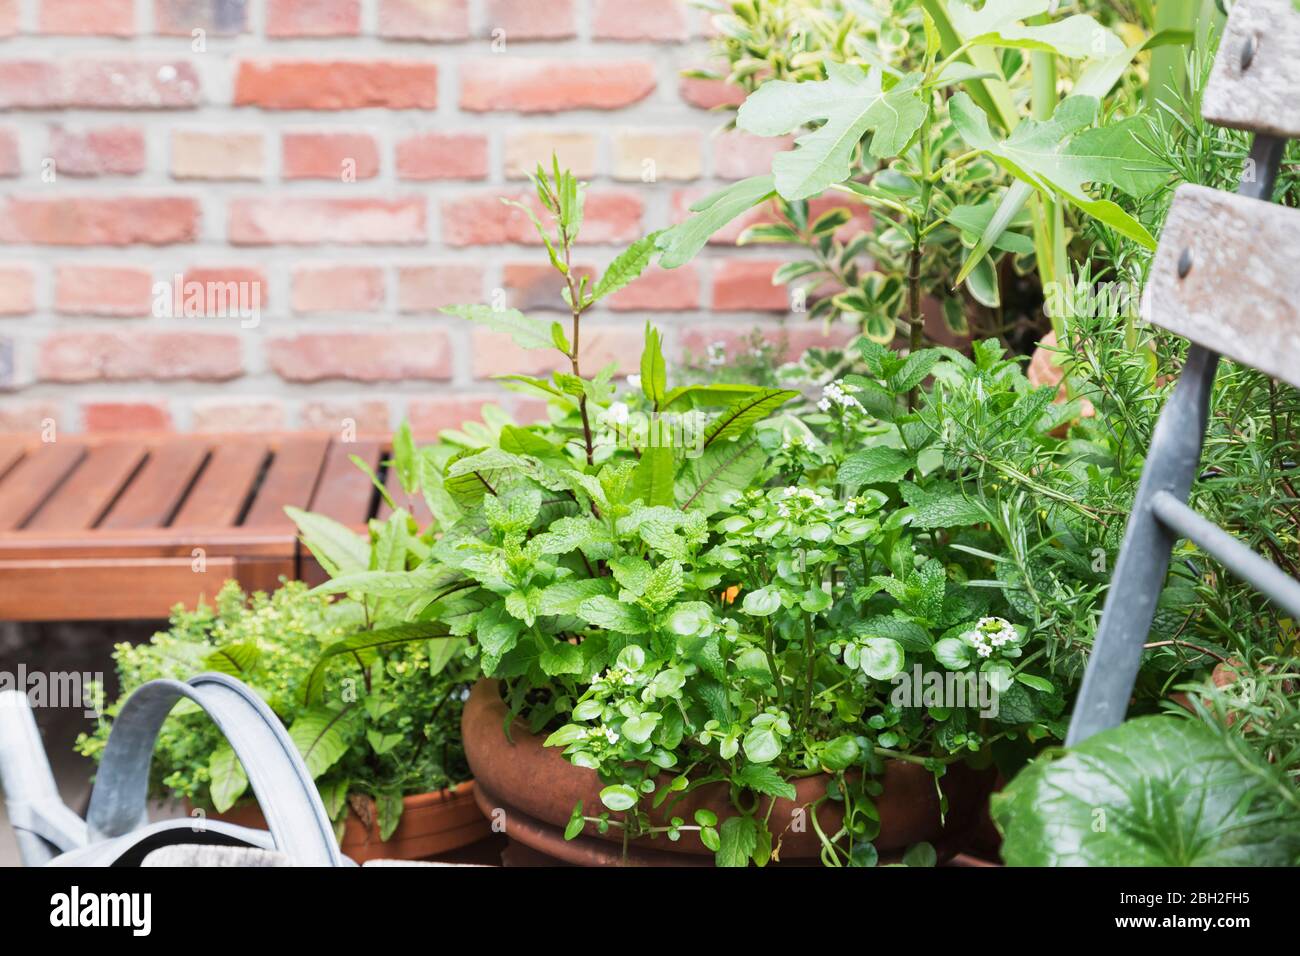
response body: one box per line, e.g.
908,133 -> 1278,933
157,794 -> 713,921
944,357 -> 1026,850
441,304 -> 555,351
594,232 -> 662,302
656,176 -> 776,269
839,446 -> 913,485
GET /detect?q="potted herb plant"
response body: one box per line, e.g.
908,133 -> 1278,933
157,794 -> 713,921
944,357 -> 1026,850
78,572 -> 487,863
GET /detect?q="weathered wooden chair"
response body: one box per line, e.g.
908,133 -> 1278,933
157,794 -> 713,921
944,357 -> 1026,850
0,431 -> 429,621
1068,0 -> 1300,743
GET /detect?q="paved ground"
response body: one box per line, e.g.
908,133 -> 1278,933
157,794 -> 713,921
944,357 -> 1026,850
0,619 -> 156,866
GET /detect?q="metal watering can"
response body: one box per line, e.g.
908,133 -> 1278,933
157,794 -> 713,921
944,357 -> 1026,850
0,672 -> 345,866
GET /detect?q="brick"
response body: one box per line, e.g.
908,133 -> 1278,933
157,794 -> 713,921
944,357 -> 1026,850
504,131 -> 597,180
300,398 -> 391,433
0,336 -> 18,389
679,75 -> 744,110
267,0 -> 360,36
484,0 -> 575,40
229,197 -> 426,245
55,265 -> 154,316
712,260 -> 791,312
0,0 -> 17,37
378,0 -> 468,40
397,264 -> 484,313
39,0 -> 134,35
0,197 -> 200,246
83,401 -> 173,432
292,265 -> 385,313
267,331 -> 453,382
282,132 -> 379,181
192,397 -> 287,432
0,400 -> 61,434
472,324 -> 641,378
0,61 -> 201,110
155,0 -> 248,35
39,331 -> 242,382
171,130 -> 264,180
0,129 -> 18,177
48,126 -> 146,177
461,59 -> 655,113
408,394 -> 501,435
713,130 -> 794,180
613,130 -> 703,181
396,132 -> 487,181
680,323 -> 856,365
607,265 -> 700,312
176,266 -> 269,317
593,0 -> 689,41
0,266 -> 35,315
234,61 -> 438,110
504,262 -> 596,311
443,190 -> 641,246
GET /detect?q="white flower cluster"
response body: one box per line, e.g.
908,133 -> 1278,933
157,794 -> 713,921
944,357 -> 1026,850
707,341 -> 727,367
964,616 -> 1018,658
776,485 -> 827,517
817,379 -> 864,413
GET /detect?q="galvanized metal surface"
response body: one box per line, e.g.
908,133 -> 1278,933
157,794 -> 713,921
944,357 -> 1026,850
1,672 -> 343,866
1203,0 -> 1300,139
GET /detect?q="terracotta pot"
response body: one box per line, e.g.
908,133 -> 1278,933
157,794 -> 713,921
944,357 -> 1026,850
463,679 -> 993,866
200,781 -> 490,863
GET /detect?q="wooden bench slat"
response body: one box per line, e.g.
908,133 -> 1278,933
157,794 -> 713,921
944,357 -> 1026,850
25,442 -> 147,532
308,440 -> 381,527
376,447 -> 434,525
241,435 -> 330,528
171,439 -> 269,529
0,443 -> 86,531
1143,184 -> 1300,389
1202,0 -> 1300,139
0,443 -> 28,484
98,440 -> 210,530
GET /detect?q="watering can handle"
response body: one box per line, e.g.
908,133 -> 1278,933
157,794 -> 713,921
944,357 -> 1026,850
86,672 -> 342,866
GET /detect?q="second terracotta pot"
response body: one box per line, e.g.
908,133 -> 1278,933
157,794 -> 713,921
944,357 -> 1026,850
463,679 -> 992,866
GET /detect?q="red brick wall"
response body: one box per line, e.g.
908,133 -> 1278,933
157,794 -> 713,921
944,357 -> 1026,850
0,0 -> 850,437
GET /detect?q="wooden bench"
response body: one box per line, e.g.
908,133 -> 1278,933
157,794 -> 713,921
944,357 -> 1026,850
0,431 -> 430,622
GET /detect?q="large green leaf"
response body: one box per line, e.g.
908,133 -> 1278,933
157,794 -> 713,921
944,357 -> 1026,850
639,323 -> 667,408
659,383 -> 767,411
656,176 -> 775,269
737,63 -> 926,200
702,388 -> 799,449
676,435 -> 767,517
631,447 -> 676,508
994,716 -> 1300,866
289,706 -> 352,780
966,14 -> 1123,59
285,506 -> 368,578
208,743 -> 248,813
441,304 -> 554,351
839,446 -> 914,485
949,93 -> 1156,248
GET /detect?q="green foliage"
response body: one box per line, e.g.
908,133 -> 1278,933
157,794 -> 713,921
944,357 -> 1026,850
993,716 -> 1300,865
76,581 -> 474,843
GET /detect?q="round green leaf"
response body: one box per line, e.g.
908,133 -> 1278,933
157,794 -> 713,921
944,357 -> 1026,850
599,784 -> 639,813
859,637 -> 904,681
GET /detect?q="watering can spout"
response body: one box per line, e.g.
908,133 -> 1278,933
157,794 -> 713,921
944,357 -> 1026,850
0,690 -> 88,866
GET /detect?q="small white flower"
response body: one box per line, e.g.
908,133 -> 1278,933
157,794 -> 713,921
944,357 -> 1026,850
817,398 -> 832,412
603,726 -> 620,744
844,499 -> 858,515
605,401 -> 630,425
627,374 -> 642,389
976,643 -> 994,658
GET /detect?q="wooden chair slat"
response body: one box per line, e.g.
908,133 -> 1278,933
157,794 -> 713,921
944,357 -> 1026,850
25,442 -> 148,532
1202,0 -> 1300,139
377,448 -> 434,525
241,435 -> 330,528
0,443 -> 86,531
308,440 -> 381,527
171,440 -> 270,529
97,440 -> 210,531
1142,184 -> 1300,390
